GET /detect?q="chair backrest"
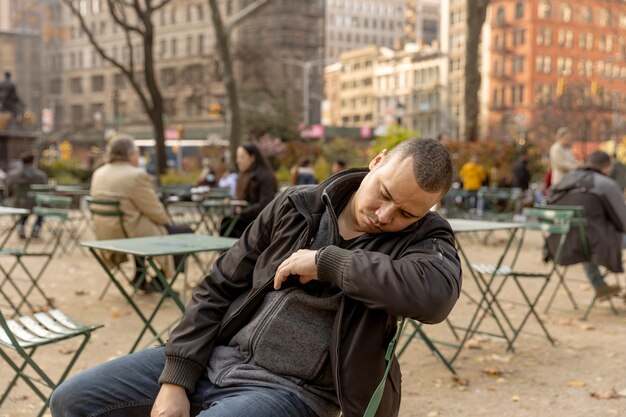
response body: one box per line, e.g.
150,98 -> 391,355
523,207 -> 573,264
84,196 -> 129,237
35,193 -> 72,210
535,203 -> 589,259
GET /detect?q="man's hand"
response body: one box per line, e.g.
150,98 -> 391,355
274,249 -> 318,290
151,383 -> 190,417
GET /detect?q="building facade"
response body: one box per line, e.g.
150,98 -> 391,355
488,0 -> 626,146
327,44 -> 446,139
325,0 -> 405,64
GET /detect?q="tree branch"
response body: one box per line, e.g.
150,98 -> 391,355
224,0 -> 272,33
60,0 -> 151,114
106,0 -> 143,34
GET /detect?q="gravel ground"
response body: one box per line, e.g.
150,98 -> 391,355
1,225 -> 625,417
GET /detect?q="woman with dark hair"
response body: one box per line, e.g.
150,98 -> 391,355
222,143 -> 277,237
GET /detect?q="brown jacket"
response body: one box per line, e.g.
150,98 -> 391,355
161,170 -> 462,417
89,161 -> 173,275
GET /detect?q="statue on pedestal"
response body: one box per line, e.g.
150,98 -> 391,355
0,72 -> 23,117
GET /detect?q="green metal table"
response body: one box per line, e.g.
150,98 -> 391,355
0,207 -> 30,249
82,233 -> 237,352
398,219 -> 523,373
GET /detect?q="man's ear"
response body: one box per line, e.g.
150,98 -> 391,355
368,149 -> 388,170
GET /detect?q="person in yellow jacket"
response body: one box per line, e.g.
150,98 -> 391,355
459,156 -> 486,208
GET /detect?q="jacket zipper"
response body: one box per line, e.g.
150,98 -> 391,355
333,296 -> 346,412
214,287 -> 295,385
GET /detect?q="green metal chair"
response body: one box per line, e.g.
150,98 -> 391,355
469,207 -> 573,352
0,206 -> 70,315
34,194 -> 73,254
539,204 -> 621,319
84,197 -> 136,299
0,307 -> 102,417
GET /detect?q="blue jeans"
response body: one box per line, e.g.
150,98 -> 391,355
50,347 -> 313,417
582,233 -> 626,289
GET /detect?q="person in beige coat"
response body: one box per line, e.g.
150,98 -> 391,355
549,127 -> 579,186
90,135 -> 183,291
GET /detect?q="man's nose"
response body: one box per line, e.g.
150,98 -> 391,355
376,204 -> 395,224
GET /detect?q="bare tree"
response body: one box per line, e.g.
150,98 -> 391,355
61,0 -> 171,177
207,0 -> 274,165
464,0 -> 490,142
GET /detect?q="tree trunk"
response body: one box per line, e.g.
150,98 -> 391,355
464,0 -> 490,142
208,0 -> 242,166
142,18 -> 167,177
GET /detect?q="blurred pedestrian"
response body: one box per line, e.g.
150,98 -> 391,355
290,158 -> 317,185
548,151 -> 625,300
331,159 -> 347,174
221,143 -> 278,237
90,134 -> 192,293
511,153 -> 531,191
549,127 -> 578,186
4,152 -> 48,239
459,156 -> 486,209
609,153 -> 626,192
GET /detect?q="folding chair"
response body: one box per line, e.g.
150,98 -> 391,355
34,194 -> 73,254
0,206 -> 69,314
540,204 -> 621,319
469,207 -> 573,351
0,307 -> 102,417
84,196 -> 137,299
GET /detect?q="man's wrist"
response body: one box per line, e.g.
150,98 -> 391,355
315,247 -> 325,265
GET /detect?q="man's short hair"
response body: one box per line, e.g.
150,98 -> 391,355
386,138 -> 453,194
106,134 -> 138,163
555,127 -> 571,140
585,150 -> 611,171
21,152 -> 34,165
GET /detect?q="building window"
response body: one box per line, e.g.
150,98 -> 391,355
114,73 -> 125,89
557,57 -> 572,75
171,38 -> 177,57
515,1 -> 524,19
496,7 -> 505,26
160,67 -> 176,87
198,34 -> 205,55
560,4 -> 572,22
170,6 -> 177,24
71,105 -> 84,122
512,56 -> 525,73
599,9 -> 610,26
70,77 -> 83,94
513,29 -> 526,46
50,79 -> 62,94
538,0 -> 551,19
91,75 -> 105,92
186,36 -> 192,56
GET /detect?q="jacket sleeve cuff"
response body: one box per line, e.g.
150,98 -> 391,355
158,355 -> 205,392
316,245 -> 351,288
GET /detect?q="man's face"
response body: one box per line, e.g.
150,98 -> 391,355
349,152 -> 442,234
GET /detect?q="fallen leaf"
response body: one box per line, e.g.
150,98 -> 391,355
590,389 -> 620,400
511,395 -> 520,402
490,354 -> 511,363
483,365 -> 503,377
466,339 -> 482,349
452,376 -> 470,386
566,380 -> 587,388
557,318 -> 573,326
59,347 -> 77,355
